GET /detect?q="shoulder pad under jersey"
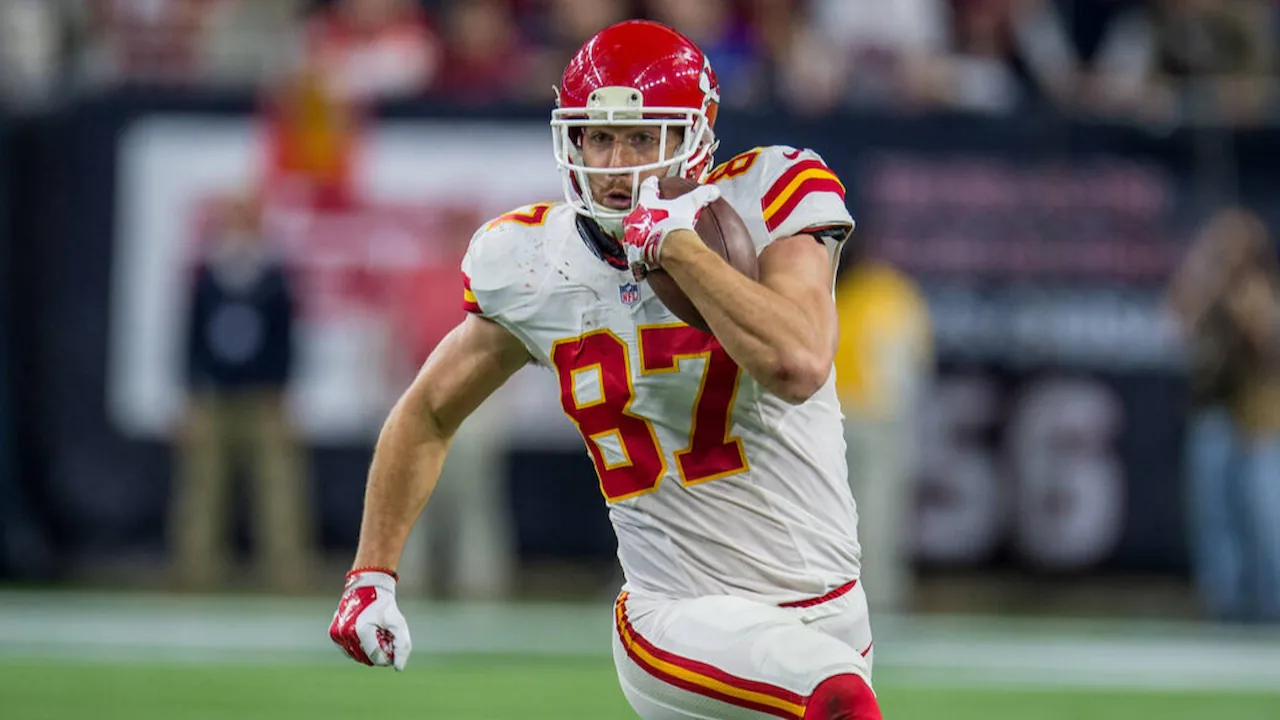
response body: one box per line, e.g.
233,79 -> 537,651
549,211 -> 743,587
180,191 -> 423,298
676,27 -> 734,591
460,202 -> 560,323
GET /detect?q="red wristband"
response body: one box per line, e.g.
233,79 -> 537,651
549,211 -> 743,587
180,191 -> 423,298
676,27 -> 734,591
347,566 -> 398,582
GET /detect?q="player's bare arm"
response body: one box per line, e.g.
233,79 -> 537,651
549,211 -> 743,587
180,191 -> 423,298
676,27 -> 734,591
329,313 -> 529,670
354,313 -> 531,572
660,229 -> 837,404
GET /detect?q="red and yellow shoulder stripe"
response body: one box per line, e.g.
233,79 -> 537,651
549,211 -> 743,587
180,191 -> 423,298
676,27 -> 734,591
485,202 -> 555,230
464,202 -> 557,313
761,157 -> 845,233
613,593 -> 807,719
461,271 -> 482,314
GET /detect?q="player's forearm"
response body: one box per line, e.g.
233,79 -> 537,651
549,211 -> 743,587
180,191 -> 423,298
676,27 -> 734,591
352,398 -> 451,572
661,231 -> 828,403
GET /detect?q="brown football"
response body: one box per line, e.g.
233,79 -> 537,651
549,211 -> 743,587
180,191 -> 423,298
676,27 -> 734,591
646,177 -> 759,332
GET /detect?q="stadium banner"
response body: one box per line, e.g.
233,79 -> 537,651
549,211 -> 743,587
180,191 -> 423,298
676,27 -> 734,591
37,94 -> 1257,574
857,148 -> 1191,573
109,115 -> 573,443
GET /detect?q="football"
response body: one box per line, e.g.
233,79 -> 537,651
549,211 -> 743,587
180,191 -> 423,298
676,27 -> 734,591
646,177 -> 759,332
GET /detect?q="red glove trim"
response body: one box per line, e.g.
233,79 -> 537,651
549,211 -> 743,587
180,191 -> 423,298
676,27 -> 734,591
347,567 -> 398,582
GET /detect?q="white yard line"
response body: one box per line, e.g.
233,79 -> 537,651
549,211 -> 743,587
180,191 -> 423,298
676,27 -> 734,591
1,591 -> 1279,692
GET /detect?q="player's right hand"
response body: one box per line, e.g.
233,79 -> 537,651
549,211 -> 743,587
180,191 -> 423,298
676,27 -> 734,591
328,568 -> 412,671
622,176 -> 721,271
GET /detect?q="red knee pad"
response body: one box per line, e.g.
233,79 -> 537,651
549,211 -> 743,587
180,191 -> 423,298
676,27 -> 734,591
803,673 -> 881,720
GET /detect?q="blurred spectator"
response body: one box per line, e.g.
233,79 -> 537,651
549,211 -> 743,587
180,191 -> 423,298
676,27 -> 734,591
834,248 -> 934,613
1169,208 -> 1280,623
173,194 -> 311,594
72,0 -> 226,86
260,68 -> 362,209
0,0 -> 63,110
199,0 -> 305,87
1139,0 -> 1277,126
1004,0 -> 1118,112
739,0 -> 803,74
933,0 -> 1024,114
1009,0 -> 1276,124
646,0 -> 770,108
304,0 -> 440,103
781,0 -> 949,114
524,0 -> 631,99
435,0 -> 529,103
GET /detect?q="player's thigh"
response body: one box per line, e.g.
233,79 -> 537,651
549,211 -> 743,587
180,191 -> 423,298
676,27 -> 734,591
611,592 -> 870,720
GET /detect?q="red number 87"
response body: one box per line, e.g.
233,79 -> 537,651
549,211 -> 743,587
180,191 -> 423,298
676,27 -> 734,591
551,324 -> 750,503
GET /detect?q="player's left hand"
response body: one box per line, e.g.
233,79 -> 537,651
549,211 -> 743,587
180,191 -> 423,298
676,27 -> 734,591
622,176 -> 721,273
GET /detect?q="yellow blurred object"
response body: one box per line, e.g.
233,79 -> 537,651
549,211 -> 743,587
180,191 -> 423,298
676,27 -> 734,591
274,71 -> 356,180
833,261 -> 933,418
835,260 -> 932,612
260,70 -> 361,208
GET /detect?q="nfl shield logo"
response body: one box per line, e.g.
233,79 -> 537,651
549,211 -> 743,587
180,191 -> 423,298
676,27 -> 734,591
619,282 -> 641,307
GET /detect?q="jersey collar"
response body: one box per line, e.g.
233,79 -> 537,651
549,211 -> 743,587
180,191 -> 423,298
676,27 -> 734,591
575,214 -> 629,270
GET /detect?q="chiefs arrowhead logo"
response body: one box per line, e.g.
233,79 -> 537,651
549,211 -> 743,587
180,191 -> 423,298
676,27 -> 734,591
699,57 -> 719,107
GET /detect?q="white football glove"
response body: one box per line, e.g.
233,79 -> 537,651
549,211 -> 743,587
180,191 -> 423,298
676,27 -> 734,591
622,176 -> 722,273
328,569 -> 412,671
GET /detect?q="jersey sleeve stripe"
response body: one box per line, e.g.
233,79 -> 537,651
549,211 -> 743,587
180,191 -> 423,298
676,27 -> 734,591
763,175 -> 847,233
761,159 -> 844,208
614,593 -> 807,718
461,272 -> 482,314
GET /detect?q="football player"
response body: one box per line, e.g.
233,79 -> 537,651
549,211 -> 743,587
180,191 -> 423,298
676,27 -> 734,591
329,20 -> 880,720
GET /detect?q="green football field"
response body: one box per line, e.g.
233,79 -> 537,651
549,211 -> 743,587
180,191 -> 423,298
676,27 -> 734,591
4,657 -> 1280,720
2,591 -> 1279,719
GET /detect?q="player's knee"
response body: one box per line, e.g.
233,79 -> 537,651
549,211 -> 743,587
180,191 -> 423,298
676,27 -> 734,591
803,673 -> 881,720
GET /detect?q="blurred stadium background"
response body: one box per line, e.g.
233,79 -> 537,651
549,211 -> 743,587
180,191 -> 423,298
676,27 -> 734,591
3,0 -> 1280,718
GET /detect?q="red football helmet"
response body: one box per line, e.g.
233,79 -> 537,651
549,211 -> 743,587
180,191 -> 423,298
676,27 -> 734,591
552,20 -> 720,231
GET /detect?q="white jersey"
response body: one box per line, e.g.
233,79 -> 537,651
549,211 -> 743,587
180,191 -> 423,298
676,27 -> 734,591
461,145 -> 860,604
